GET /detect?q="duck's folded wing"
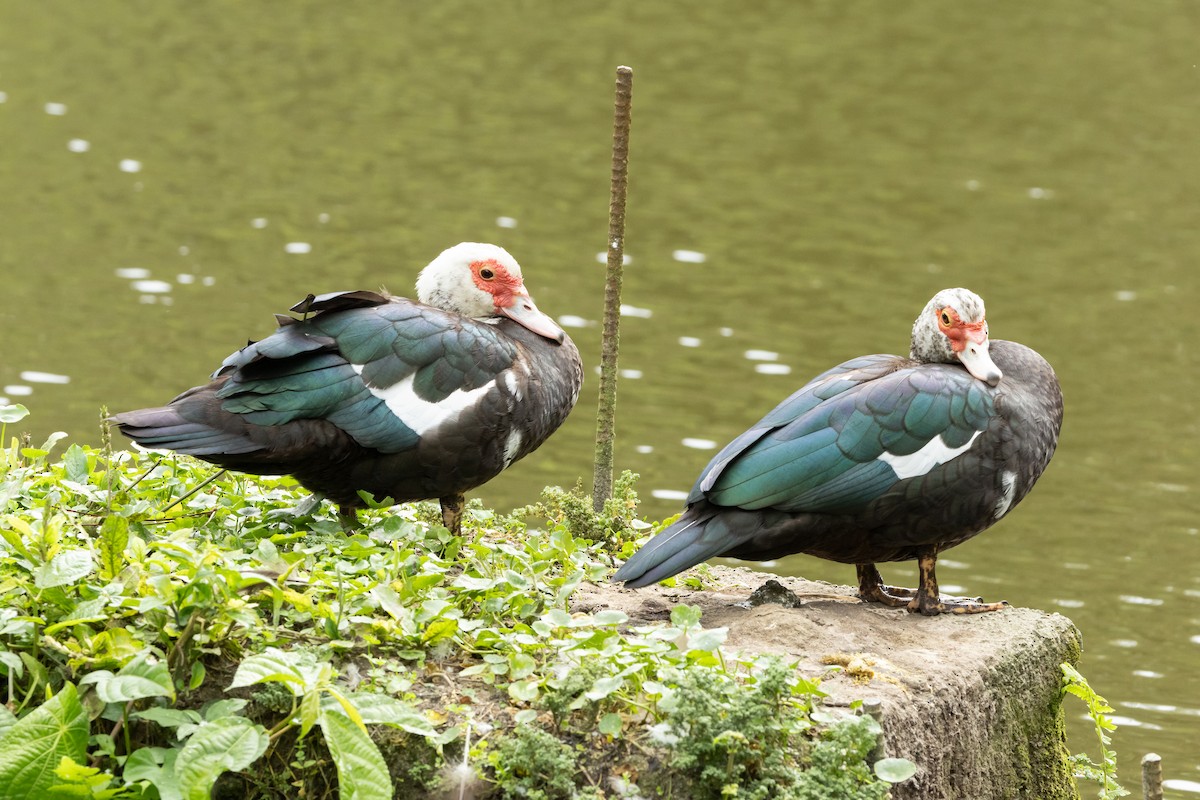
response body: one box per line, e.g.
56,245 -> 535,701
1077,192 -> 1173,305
696,359 -> 995,514
212,295 -> 519,453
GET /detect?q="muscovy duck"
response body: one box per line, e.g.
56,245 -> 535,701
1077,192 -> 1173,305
614,288 -> 1062,615
111,242 -> 583,532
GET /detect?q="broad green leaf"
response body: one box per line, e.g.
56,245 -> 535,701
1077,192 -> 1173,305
0,683 -> 88,796
507,680 -> 539,703
124,747 -> 181,800
0,705 -> 18,741
201,699 -> 247,721
80,652 -> 175,703
874,757 -> 918,783
598,713 -> 623,736
326,693 -> 436,737
368,585 -> 406,620
585,676 -> 624,701
0,518 -> 33,558
543,608 -> 572,628
62,445 -> 90,484
319,707 -> 392,800
420,617 -> 457,645
670,604 -> 702,630
507,652 -> 536,680
0,405 -> 29,423
33,550 -> 95,589
97,516 -> 129,581
451,574 -> 497,591
36,432 -> 68,455
0,650 -> 22,675
44,597 -> 110,636
592,609 -> 628,626
132,708 -> 202,729
227,648 -> 318,694
688,627 -> 728,652
174,718 -> 269,800
299,688 -> 320,738
188,660 -> 206,691
513,709 -> 538,725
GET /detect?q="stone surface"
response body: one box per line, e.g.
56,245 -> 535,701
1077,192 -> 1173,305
575,565 -> 1083,800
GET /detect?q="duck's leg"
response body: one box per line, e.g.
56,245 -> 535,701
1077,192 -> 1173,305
439,493 -> 465,535
337,505 -> 360,531
907,548 -> 1008,615
856,563 -> 917,607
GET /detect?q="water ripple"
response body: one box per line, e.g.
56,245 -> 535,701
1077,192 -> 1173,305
672,249 -> 706,263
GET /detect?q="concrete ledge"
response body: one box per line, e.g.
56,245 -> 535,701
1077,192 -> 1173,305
578,565 -> 1082,800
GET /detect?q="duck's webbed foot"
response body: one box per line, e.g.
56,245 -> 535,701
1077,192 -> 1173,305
856,563 -> 917,607
439,493 -> 465,535
906,550 -> 1008,616
858,557 -> 1007,616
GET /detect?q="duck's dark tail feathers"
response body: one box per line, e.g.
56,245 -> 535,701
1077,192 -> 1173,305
613,507 -> 745,588
109,385 -> 262,458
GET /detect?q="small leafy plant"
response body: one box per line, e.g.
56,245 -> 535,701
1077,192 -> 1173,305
1061,662 -> 1129,799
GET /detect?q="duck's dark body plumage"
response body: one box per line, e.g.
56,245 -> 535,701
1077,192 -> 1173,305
614,334 -> 1062,612
113,288 -> 583,511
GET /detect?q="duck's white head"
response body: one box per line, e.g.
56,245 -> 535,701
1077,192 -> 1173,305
416,242 -> 566,343
910,287 -> 1002,387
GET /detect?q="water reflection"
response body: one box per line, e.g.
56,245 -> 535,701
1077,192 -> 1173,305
1163,780 -> 1200,794
131,280 -> 171,294
43,102 -> 66,115
285,242 -> 312,254
754,364 -> 791,375
20,372 -> 70,385
68,138 -> 89,152
118,159 -> 142,173
1119,595 -> 1165,607
672,249 -> 706,263
557,315 -> 591,328
681,438 -> 717,450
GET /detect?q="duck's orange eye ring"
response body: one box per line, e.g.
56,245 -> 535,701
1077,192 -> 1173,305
479,267 -> 495,280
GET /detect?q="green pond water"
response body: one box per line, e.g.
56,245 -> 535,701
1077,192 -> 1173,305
2,1 -> 1199,792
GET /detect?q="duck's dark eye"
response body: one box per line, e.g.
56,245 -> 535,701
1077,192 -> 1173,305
479,268 -> 495,280
939,309 -> 953,326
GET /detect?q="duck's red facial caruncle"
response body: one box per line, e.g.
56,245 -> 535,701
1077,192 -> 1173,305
471,258 -> 566,344
936,305 -> 1002,387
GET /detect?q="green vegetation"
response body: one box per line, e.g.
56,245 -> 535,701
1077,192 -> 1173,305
0,404 -> 909,799
1062,663 -> 1129,799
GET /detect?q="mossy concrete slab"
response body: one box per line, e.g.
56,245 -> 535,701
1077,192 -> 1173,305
581,565 -> 1082,800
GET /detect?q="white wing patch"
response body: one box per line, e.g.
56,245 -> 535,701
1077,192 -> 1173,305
503,429 -> 524,467
355,366 -> 497,436
994,470 -> 1017,519
878,430 -> 982,480
504,370 -> 521,401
